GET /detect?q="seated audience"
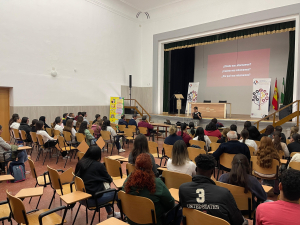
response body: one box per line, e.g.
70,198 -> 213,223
123,153 -> 181,225
177,123 -> 192,146
74,112 -> 81,121
204,122 -> 222,139
164,125 -> 183,145
288,125 -> 299,140
36,121 -> 59,149
0,125 -> 12,165
63,119 -> 77,142
217,128 -> 230,144
102,116 -> 108,121
167,140 -> 196,176
62,113 -> 68,126
239,129 -> 258,153
179,154 -> 245,225
187,122 -> 195,137
75,115 -> 83,130
275,126 -> 286,143
193,127 -> 211,150
118,114 -> 128,127
244,121 -> 252,130
82,112 -> 89,124
67,113 -> 74,121
30,119 -> 38,132
287,133 -> 300,154
19,117 -> 32,142
212,118 -> 224,128
52,116 -> 64,135
128,114 -> 138,127
230,124 -> 240,139
78,121 -> 96,146
248,126 -> 262,141
9,114 -> 19,127
261,125 -> 274,138
138,115 -> 154,136
39,116 -> 50,129
219,154 -> 267,204
75,146 -> 120,218
10,116 -> 21,129
91,121 -> 101,139
93,114 -> 101,124
102,120 -> 125,152
273,131 -> 289,158
256,169 -> 300,225
213,131 -> 250,161
128,134 -> 158,175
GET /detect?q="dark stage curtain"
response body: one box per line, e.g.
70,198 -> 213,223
169,47 -> 195,114
163,51 -> 170,112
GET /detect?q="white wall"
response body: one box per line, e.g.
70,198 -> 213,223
0,0 -> 142,107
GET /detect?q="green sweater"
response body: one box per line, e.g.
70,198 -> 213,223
84,129 -> 94,146
122,176 -> 175,225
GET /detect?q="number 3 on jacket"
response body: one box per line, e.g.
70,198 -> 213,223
196,189 -> 205,203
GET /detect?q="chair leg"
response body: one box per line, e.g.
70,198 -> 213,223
90,210 -> 97,225
48,191 -> 56,209
36,195 -> 42,209
86,207 -> 88,224
42,151 -> 48,165
72,203 -> 81,225
98,207 -> 100,222
29,183 -> 38,203
217,167 -> 220,180
64,152 -> 69,168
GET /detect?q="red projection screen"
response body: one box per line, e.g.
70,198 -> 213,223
206,49 -> 270,87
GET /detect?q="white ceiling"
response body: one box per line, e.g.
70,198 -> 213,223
120,0 -> 186,12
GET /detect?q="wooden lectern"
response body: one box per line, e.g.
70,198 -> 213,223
174,94 -> 184,115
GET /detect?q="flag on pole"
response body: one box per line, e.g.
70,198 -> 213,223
272,78 -> 278,110
281,77 -> 285,104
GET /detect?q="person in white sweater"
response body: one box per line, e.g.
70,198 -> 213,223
193,127 -> 211,150
36,121 -> 57,147
10,117 -> 21,130
0,125 -> 11,162
167,140 -> 196,176
239,129 -> 258,153
102,120 -> 125,152
52,116 -> 64,135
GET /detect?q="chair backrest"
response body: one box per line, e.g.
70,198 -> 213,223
255,141 -> 260,147
286,138 -> 291,145
77,140 -> 89,153
183,207 -> 230,225
187,147 -> 206,162
248,146 -> 256,156
289,161 -> 300,171
210,142 -> 220,152
118,191 -> 156,224
278,150 -> 285,159
126,163 -> 136,175
128,125 -> 136,131
53,129 -> 60,136
88,129 -> 94,136
77,151 -> 85,160
74,176 -> 86,192
162,170 -> 192,189
46,128 -> 53,137
47,165 -> 62,190
163,143 -> 173,158
118,125 -> 126,132
19,130 -> 27,141
28,158 -> 37,179
215,181 -> 252,211
12,129 -> 20,139
251,156 -> 279,176
57,136 -> 67,149
89,121 -> 93,125
36,134 -> 44,146
100,130 -> 111,141
219,153 -> 236,169
75,133 -> 86,143
138,127 -> 148,135
30,132 -> 37,143
290,152 -> 299,158
63,131 -> 72,142
148,141 -> 158,155
124,128 -> 133,137
189,140 -> 206,150
104,157 -> 123,178
6,190 -> 27,224
208,136 -> 219,143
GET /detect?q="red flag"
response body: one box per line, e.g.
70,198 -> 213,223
272,79 -> 278,110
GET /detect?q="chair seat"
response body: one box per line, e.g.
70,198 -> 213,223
37,174 -> 50,186
60,146 -> 77,151
56,183 -> 75,196
26,208 -> 64,225
112,175 -> 127,181
0,203 -> 10,219
126,137 -> 134,140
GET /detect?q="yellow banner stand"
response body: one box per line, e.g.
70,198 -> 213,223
109,97 -> 124,124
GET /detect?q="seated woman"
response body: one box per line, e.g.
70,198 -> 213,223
75,115 -> 83,130
177,123 -> 192,146
0,125 -> 12,170
19,117 -> 32,142
187,122 -> 195,137
193,127 -> 211,150
102,120 -> 125,152
288,133 -> 300,154
128,134 -> 158,176
164,125 -> 183,146
239,129 -> 258,153
30,119 -> 38,132
78,121 -> 96,146
261,125 -> 274,138
93,114 -> 101,124
10,116 -> 21,130
91,121 -> 101,139
219,154 -> 267,205
247,126 -> 262,141
217,128 -> 230,144
52,116 -> 64,135
9,114 -> 19,128
123,153 -> 181,225
167,140 -> 196,176
75,146 -> 120,219
204,122 -> 222,139
63,119 -> 77,142
273,131 -> 289,158
288,125 -> 299,140
39,116 -> 50,129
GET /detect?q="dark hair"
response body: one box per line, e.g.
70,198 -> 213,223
265,125 -> 274,136
95,114 -> 100,119
64,119 -> 73,133
52,116 -> 61,128
195,127 -> 205,142
132,134 -> 149,163
211,118 -> 217,124
195,154 -> 216,170
21,117 -> 28,124
36,121 -> 44,131
63,113 -> 68,118
248,126 -> 261,141
230,124 -> 237,132
101,120 -> 108,131
273,131 -> 283,152
292,133 -> 300,143
0,125 -> 2,130
30,119 -> 38,127
39,116 -> 46,123
275,126 -> 282,132
121,115 -> 125,119
142,115 -> 147,121
9,114 -> 19,126
205,122 -> 217,131
78,121 -> 88,134
189,122 -> 195,136
75,146 -> 102,177
194,107 -> 198,110
281,169 -> 300,201
244,121 -> 251,130
180,123 -> 187,137
228,154 -> 250,193
77,112 -> 82,116
132,114 -> 137,118
103,116 -> 107,121
76,116 -> 84,129
82,112 -> 86,116
240,129 -> 249,143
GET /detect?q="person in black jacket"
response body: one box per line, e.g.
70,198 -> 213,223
39,116 -> 50,129
75,146 -> 120,219
118,114 -> 128,127
164,125 -> 183,145
288,133 -> 300,154
19,117 -> 32,142
179,154 -> 245,225
128,114 -> 138,127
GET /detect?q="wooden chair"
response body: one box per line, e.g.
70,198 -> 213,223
46,127 -> 53,137
128,125 -> 137,133
124,128 -> 135,147
288,161 -> 300,171
100,130 -> 114,154
53,129 -> 60,136
138,127 -> 154,141
77,151 -> 85,161
89,121 -> 93,125
217,153 -> 236,179
161,170 -> 192,189
162,144 -> 173,166
250,156 -> 279,180
20,130 -> 33,155
47,166 -> 75,209
286,138 -> 291,145
210,142 -> 220,152
0,200 -> 12,225
278,150 -> 285,159
36,134 -> 54,165
104,157 -> 126,180
57,136 -> 77,168
208,136 -> 219,143
6,190 -> 67,225
75,133 -> 86,143
118,125 -> 126,132
89,129 -> 94,136
215,181 -> 253,219
187,147 -> 206,162
182,207 -> 230,225
189,140 -> 206,150
249,146 -> 256,156
255,140 -> 260,147
290,152 -> 299,158
30,131 -> 38,153
148,141 -> 162,158
126,163 -> 136,176
12,128 -> 22,144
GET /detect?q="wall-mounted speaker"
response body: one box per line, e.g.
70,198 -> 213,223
129,75 -> 132,88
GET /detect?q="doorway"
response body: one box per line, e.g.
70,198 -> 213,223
0,88 -> 10,141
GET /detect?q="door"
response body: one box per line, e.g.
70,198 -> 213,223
0,88 -> 10,141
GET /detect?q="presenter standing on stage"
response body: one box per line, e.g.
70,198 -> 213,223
192,106 -> 202,121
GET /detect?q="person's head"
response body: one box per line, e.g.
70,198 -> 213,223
142,115 -> 147,121
103,116 -> 107,121
75,146 -> 102,177
275,126 -> 283,133
82,112 -> 87,117
240,129 -> 249,143
273,131 -> 283,151
36,121 -> 44,131
121,115 -> 125,120
205,122 -> 217,131
132,114 -> 137,120
211,118 -> 217,124
78,121 -> 88,134
169,125 -> 177,135
76,115 -> 84,128
230,124 -> 237,132
279,169 -> 300,202
63,113 -> 68,119
194,106 -> 198,112
247,126 -> 261,140
195,127 -> 205,142
95,114 -> 101,121
65,119 -> 73,128
21,117 -> 29,124
244,121 -> 251,130
227,131 -> 238,141
9,114 -> 19,125
124,153 -> 156,194
291,133 -> 300,143
69,113 -> 74,118
195,154 -> 216,178
132,134 -> 149,163
172,140 -> 189,166
259,136 -> 274,150
52,116 -> 62,128
77,112 -> 82,116
180,123 -> 187,137
189,122 -> 195,135
265,125 -> 274,136
39,116 -> 46,123
229,154 -> 250,193
30,119 -> 38,127
290,126 -> 299,137
221,128 -> 230,142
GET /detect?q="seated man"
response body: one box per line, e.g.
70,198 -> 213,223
256,169 -> 300,225
192,106 -> 202,120
179,154 -> 245,225
118,114 -> 128,127
128,114 -> 138,127
138,115 -> 154,137
213,131 -> 250,161
62,113 -> 68,126
230,124 -> 240,139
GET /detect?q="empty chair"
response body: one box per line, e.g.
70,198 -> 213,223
288,161 -> 300,171
0,200 -> 11,225
118,125 -> 126,132
148,141 -> 161,158
75,133 -> 85,143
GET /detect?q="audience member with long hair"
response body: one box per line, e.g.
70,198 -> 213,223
239,129 -> 258,153
272,131 -> 289,158
75,146 -> 120,219
167,140 -> 196,176
19,117 -> 32,142
36,121 -> 58,148
262,125 -> 274,138
244,121 -> 252,130
248,126 -> 262,141
164,125 -> 183,145
101,120 -> 125,152
288,133 -> 300,154
52,116 -> 64,135
30,119 -> 38,132
188,122 -> 195,137
193,127 -> 211,149
63,119 -> 77,142
39,116 -> 50,129
177,123 -> 192,146
204,122 -> 222,138
217,128 -> 230,143
10,115 -> 21,129
123,153 -> 181,225
78,121 -> 96,146
91,121 -> 101,139
75,115 -> 84,130
9,114 -> 19,127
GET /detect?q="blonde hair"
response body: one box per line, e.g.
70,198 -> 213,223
169,125 -> 177,135
290,126 -> 299,137
171,140 -> 189,166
